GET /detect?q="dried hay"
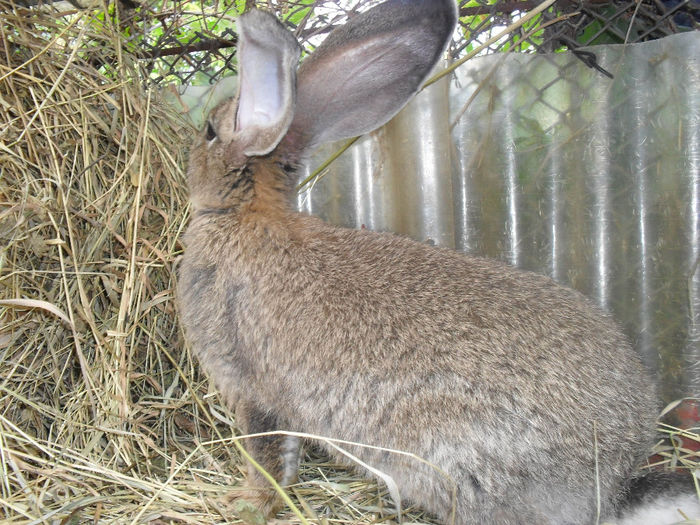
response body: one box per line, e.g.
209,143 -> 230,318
0,2 -> 697,524
0,3 -> 427,523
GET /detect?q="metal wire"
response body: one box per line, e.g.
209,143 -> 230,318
111,0 -> 698,86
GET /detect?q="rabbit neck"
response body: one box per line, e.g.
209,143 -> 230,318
189,155 -> 295,215
244,158 -> 296,217
185,158 -> 306,269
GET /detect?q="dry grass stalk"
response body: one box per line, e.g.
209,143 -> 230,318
0,3 -> 427,523
0,2 -> 697,524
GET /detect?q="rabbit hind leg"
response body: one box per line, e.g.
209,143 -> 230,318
231,400 -> 301,518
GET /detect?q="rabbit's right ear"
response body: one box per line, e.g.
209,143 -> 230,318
286,0 -> 457,152
220,9 -> 301,157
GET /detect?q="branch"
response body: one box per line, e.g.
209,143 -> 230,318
137,37 -> 238,60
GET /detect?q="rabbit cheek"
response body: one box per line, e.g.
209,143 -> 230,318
223,139 -> 249,168
188,159 -> 254,212
217,165 -> 254,204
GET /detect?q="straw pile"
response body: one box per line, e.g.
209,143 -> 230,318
0,2 -> 697,524
0,3 -> 426,523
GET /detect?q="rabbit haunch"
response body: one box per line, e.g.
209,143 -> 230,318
176,1 -> 673,524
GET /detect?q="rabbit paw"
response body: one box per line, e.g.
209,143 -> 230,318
226,486 -> 285,522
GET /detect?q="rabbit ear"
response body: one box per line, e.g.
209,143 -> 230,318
287,0 -> 457,151
226,9 -> 301,157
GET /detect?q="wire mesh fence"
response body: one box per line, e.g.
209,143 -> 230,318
145,0 -> 700,84
8,0 -> 695,85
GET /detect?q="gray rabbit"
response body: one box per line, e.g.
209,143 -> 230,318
177,1 -> 693,523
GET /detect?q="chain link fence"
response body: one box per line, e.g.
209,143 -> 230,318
6,1 -> 695,85
5,1 -> 696,84
60,0 -> 695,86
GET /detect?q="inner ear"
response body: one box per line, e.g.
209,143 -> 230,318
231,9 -> 301,157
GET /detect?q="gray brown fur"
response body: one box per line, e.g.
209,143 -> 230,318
177,2 -> 658,523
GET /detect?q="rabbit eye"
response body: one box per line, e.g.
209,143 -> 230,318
205,121 -> 217,141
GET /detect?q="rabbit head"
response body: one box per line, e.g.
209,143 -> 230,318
186,0 -> 457,213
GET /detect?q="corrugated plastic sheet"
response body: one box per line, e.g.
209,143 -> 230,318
299,32 -> 700,401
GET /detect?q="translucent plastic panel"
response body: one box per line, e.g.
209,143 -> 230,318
301,32 -> 699,402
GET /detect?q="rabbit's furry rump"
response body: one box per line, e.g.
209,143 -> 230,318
177,1 -> 676,523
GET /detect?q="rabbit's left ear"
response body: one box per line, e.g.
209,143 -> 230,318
224,9 -> 301,156
286,0 -> 457,152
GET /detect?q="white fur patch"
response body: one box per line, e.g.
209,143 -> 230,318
612,493 -> 700,525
